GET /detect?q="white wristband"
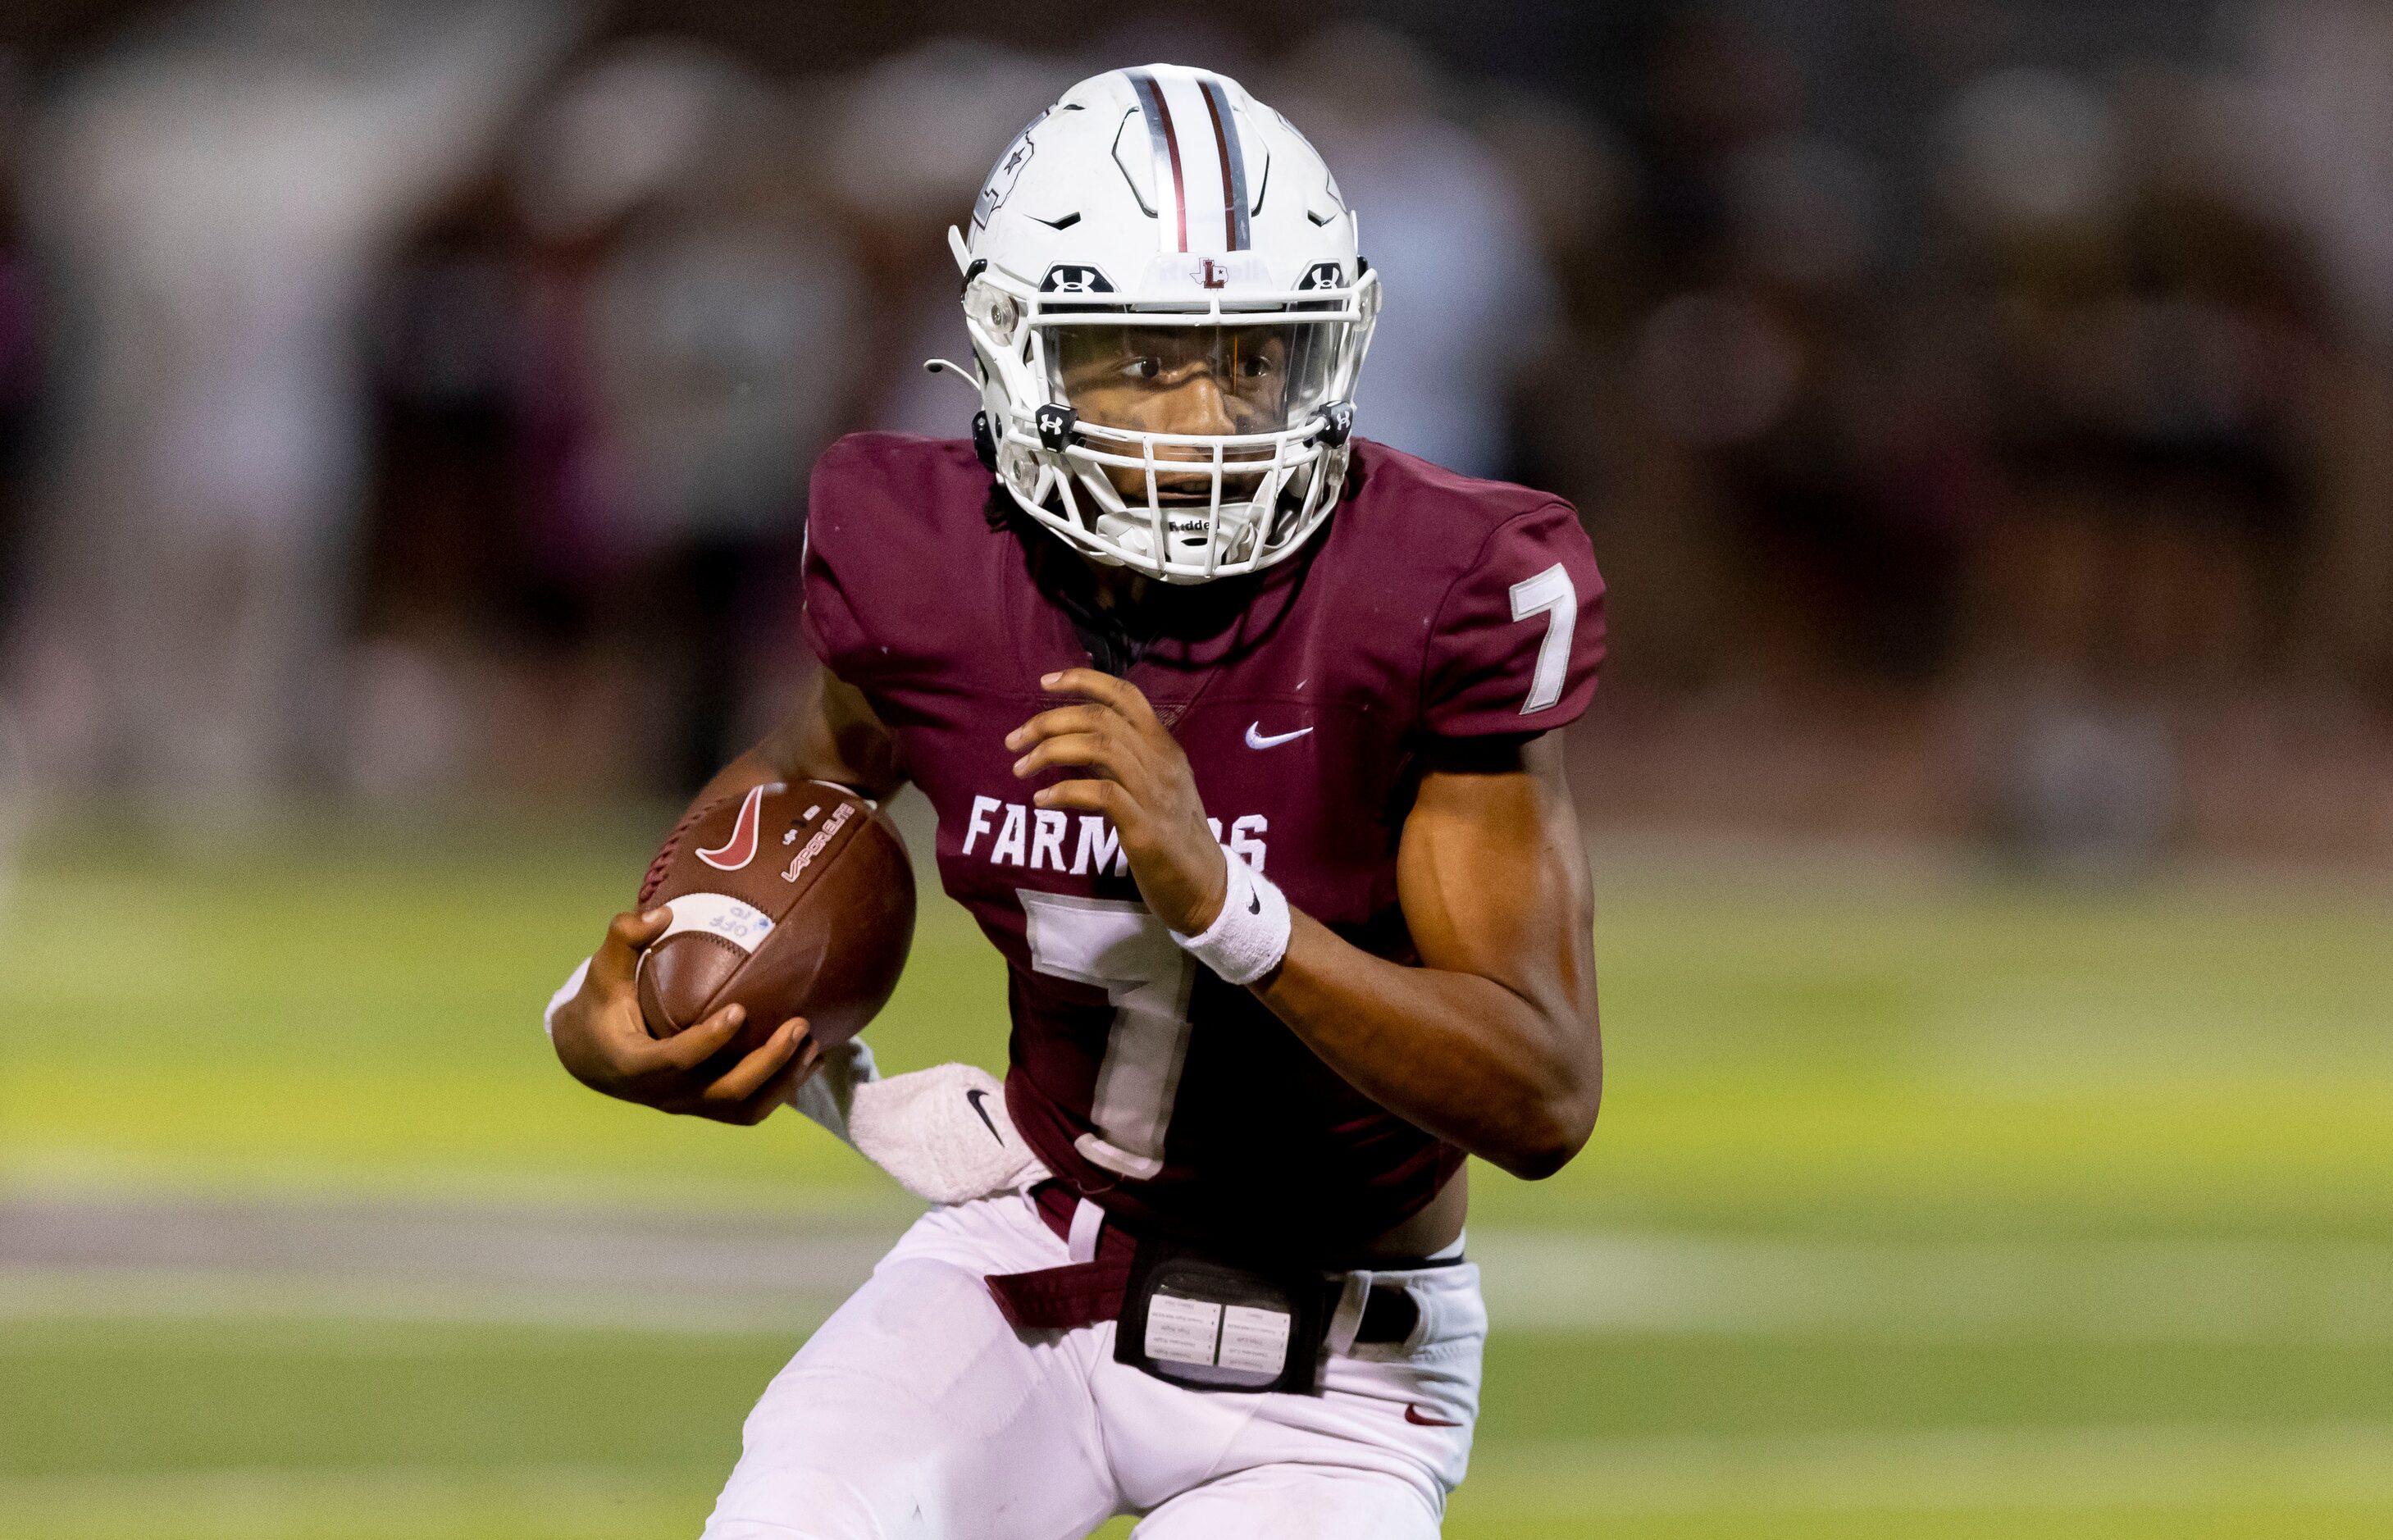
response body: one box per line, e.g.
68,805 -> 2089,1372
543,957 -> 591,1040
1169,853 -> 1291,986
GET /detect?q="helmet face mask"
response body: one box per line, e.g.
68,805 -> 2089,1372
947,65 -> 1378,583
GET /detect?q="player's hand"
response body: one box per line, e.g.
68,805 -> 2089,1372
549,909 -> 821,1124
1006,668 -> 1229,935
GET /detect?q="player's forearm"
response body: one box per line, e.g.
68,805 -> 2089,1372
1252,913 -> 1602,1180
687,666 -> 906,820
688,749 -> 786,813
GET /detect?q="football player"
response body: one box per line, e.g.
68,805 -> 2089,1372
547,63 -> 1604,1538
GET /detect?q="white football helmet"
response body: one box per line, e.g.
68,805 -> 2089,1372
942,64 -> 1379,583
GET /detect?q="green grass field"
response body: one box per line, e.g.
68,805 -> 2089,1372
2,812 -> 2389,1538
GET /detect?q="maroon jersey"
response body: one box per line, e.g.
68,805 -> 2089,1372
802,433 -> 1605,1258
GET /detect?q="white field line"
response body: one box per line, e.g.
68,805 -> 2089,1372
1470,1232 -> 2393,1344
5,1206 -> 2392,1345
1464,1422 -> 2393,1517
0,1267 -> 839,1336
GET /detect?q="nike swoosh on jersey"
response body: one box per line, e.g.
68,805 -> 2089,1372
697,784 -> 768,871
964,1087 -> 1003,1144
1244,723 -> 1312,749
1404,1405 -> 1463,1428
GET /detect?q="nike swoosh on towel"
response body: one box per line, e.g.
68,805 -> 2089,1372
964,1087 -> 1003,1144
1244,723 -> 1312,749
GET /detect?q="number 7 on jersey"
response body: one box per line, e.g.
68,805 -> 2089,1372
1510,562 -> 1577,715
1019,889 -> 1198,1181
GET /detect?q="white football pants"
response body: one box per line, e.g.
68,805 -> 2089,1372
701,1191 -> 1485,1538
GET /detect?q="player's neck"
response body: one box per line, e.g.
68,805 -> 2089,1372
1083,559 -> 1150,614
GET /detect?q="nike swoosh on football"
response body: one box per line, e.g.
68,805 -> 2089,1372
1404,1405 -> 1463,1428
964,1087 -> 1003,1144
697,784 -> 768,871
1245,723 -> 1312,749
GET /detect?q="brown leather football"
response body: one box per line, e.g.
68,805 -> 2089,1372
635,780 -> 915,1055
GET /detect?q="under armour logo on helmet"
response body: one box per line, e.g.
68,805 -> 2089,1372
1035,403 -> 1079,452
1038,264 -> 1116,294
1296,262 -> 1345,291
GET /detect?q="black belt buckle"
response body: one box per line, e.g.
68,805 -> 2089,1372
1113,1231 -> 1334,1396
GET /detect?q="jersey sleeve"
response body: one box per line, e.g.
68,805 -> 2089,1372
1420,500 -> 1607,738
798,453 -> 886,686
798,434 -> 969,690
799,513 -> 877,685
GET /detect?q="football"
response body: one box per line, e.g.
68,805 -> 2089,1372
635,780 -> 916,1057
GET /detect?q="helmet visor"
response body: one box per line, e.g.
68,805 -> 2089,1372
1042,321 -> 1341,440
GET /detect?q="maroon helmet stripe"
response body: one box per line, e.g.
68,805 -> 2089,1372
1130,71 -> 1188,252
1197,75 -> 1250,251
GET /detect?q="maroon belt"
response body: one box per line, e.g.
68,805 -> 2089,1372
982,1179 -> 1139,1331
982,1181 -> 1442,1345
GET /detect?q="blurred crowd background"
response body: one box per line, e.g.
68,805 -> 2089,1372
3,0 -> 2392,872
